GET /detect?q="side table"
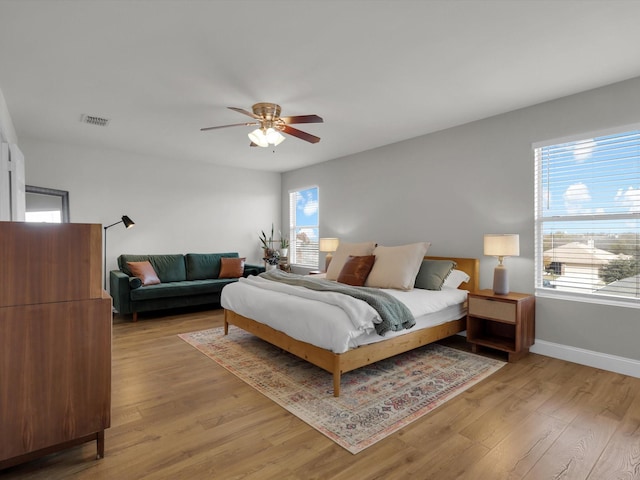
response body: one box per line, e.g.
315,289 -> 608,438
466,289 -> 535,362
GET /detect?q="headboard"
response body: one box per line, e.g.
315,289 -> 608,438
424,256 -> 479,292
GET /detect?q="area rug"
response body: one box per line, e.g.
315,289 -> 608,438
178,327 -> 505,454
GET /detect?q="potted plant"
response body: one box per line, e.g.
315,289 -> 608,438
279,232 -> 289,258
263,249 -> 280,271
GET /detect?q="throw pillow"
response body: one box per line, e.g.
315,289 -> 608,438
129,276 -> 142,289
219,257 -> 246,279
365,242 -> 431,290
442,269 -> 471,289
337,255 -> 376,286
414,259 -> 456,290
127,261 -> 161,286
325,241 -> 377,281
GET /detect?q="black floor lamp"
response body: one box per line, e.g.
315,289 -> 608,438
104,215 -> 135,290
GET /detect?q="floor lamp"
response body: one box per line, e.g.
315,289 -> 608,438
104,215 -> 135,290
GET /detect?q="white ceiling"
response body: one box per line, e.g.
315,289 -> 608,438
1,1 -> 640,173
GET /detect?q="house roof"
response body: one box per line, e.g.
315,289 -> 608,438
2,1 -> 640,172
597,274 -> 640,298
543,242 -> 623,266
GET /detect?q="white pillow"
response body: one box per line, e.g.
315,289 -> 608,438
325,241 -> 377,280
364,242 -> 431,290
442,269 -> 470,289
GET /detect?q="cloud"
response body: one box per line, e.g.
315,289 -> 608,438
296,191 -> 318,217
615,186 -> 640,213
572,138 -> 595,163
563,182 -> 591,215
303,199 -> 318,216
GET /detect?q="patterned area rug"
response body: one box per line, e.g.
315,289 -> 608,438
178,327 -> 505,454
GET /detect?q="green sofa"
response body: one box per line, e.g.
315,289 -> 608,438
110,253 -> 264,321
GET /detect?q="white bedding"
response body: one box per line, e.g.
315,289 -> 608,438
221,275 -> 468,354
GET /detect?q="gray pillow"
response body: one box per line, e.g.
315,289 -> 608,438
129,276 -> 142,289
414,260 -> 456,290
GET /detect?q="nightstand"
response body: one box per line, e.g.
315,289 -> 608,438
466,289 -> 535,362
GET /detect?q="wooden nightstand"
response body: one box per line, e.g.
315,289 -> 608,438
466,289 -> 535,362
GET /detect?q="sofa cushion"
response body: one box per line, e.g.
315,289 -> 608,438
185,253 -> 239,280
129,278 -> 237,301
119,254 -> 186,282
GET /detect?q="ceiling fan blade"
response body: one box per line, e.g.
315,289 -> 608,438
200,122 -> 257,131
280,114 -> 324,125
281,125 -> 321,144
228,107 -> 261,119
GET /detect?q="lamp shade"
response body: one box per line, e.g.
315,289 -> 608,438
122,215 -> 135,229
248,129 -> 269,147
484,234 -> 520,257
265,128 -> 286,146
319,237 -> 339,253
248,128 -> 286,147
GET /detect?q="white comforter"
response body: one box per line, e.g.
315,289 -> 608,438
221,275 -> 468,354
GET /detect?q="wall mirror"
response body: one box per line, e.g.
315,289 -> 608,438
25,186 -> 70,223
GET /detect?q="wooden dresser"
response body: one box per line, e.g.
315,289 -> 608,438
0,221 -> 112,469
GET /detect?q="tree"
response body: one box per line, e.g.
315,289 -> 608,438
600,258 -> 640,284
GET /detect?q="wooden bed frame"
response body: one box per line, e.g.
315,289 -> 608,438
223,256 -> 479,397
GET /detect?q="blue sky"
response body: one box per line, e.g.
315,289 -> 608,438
539,130 -> 639,234
294,186 -> 318,241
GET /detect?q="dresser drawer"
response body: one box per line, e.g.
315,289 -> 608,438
469,297 -> 516,323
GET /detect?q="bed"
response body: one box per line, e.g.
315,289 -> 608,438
221,255 -> 479,397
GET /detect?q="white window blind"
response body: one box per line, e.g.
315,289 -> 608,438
288,186 -> 319,268
534,128 -> 640,305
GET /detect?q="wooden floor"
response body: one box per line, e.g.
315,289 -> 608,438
2,307 -> 640,480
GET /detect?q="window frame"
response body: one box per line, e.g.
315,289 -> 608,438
533,124 -> 640,309
288,185 -> 319,268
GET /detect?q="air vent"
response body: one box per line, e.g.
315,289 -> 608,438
80,114 -> 110,127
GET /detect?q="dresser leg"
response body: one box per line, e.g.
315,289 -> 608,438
96,431 -> 105,459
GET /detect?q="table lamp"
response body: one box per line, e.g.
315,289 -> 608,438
319,237 -> 339,271
484,234 -> 519,295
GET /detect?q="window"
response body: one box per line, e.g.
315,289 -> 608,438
288,186 -> 319,268
534,127 -> 640,306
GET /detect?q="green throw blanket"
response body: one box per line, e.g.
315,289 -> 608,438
259,270 -> 415,335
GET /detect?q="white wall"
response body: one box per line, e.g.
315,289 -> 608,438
21,139 -> 281,286
0,86 -> 21,221
0,86 -> 17,144
282,76 -> 640,368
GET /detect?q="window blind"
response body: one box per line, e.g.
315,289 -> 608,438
288,187 -> 319,268
534,128 -> 640,304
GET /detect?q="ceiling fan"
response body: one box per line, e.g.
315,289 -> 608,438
200,102 -> 323,147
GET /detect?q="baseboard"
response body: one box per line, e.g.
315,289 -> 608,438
456,332 -> 640,378
530,340 -> 640,379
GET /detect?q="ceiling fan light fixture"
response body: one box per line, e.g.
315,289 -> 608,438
203,103 -> 322,146
248,128 -> 269,147
266,128 -> 286,146
248,127 -> 286,147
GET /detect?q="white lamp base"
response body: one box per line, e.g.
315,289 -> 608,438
493,265 -> 509,295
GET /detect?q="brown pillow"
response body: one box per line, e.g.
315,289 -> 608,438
218,257 -> 246,279
337,255 -> 376,286
325,241 -> 377,280
127,261 -> 161,286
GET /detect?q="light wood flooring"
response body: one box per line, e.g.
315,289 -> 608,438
2,307 -> 640,480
